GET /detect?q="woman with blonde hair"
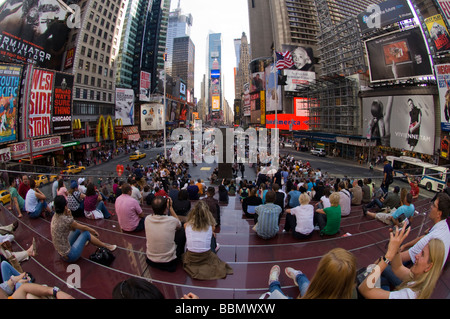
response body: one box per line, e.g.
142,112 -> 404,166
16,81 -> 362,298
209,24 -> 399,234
284,193 -> 315,239
358,226 -> 446,299
182,201 -> 233,280
265,248 -> 357,299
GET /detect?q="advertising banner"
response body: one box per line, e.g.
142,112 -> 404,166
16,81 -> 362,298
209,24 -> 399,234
284,69 -> 316,92
435,63 -> 450,131
52,72 -> 73,134
281,45 -> 315,72
0,0 -> 71,70
425,14 -> 450,53
28,68 -> 54,138
437,0 -> 450,26
212,95 -> 220,111
243,83 -> 251,117
365,28 -> 433,82
362,95 -> 435,155
141,104 -> 164,131
266,114 -> 309,131
139,71 -> 151,102
357,0 -> 413,34
265,64 -> 282,111
250,72 -> 265,93
115,88 -> 135,126
0,63 -> 21,145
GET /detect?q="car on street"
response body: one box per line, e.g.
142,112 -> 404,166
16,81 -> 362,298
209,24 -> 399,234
0,190 -> 10,205
35,174 -> 49,187
310,148 -> 326,157
129,151 -> 146,161
61,165 -> 83,175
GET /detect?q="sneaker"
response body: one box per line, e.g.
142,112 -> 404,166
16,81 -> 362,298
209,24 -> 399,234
268,265 -> 280,285
314,226 -> 320,231
285,267 -> 303,286
215,243 -> 221,253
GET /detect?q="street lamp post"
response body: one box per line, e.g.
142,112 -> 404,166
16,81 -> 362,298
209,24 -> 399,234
163,53 -> 167,159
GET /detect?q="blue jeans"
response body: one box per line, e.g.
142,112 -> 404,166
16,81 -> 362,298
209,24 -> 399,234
269,273 -> 310,298
28,201 -> 48,219
1,261 -> 25,292
96,201 -> 111,219
366,198 -> 383,210
64,229 -> 91,262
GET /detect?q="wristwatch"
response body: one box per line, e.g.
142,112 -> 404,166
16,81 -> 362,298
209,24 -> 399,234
382,256 -> 391,265
53,286 -> 60,298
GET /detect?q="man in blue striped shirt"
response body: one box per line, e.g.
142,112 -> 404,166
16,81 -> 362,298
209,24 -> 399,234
254,191 -> 282,239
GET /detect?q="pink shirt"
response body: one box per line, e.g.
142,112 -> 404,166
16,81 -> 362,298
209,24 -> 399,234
115,194 -> 143,231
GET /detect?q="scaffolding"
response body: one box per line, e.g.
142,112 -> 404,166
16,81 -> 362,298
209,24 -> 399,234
295,75 -> 360,136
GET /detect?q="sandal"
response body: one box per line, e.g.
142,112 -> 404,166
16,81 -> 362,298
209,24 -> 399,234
32,238 -> 37,257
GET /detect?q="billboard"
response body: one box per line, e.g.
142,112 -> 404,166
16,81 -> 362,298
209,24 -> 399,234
435,63 -> 450,132
357,0 -> 413,34
52,72 -> 73,135
425,14 -> 450,53
139,71 -> 151,102
28,68 -> 54,138
265,64 -> 282,112
212,95 -> 220,111
0,0 -> 71,70
282,45 -> 315,72
284,69 -> 316,92
437,1 -> 450,26
362,95 -> 435,155
250,72 -> 264,93
115,88 -> 135,126
243,82 -> 250,116
0,64 -> 21,145
266,114 -> 309,131
365,28 -> 433,82
141,104 -> 164,131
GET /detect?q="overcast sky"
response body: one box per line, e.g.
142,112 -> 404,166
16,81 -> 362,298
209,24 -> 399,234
173,0 -> 250,109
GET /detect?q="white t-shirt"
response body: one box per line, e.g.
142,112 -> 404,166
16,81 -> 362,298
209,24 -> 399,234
408,220 -> 450,268
185,224 -> 213,253
389,287 -> 418,299
339,190 -> 351,216
25,189 -> 38,212
320,196 -> 331,209
291,204 -> 314,235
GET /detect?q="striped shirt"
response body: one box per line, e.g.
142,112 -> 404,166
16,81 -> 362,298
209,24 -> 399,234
408,220 -> 450,268
255,203 -> 282,239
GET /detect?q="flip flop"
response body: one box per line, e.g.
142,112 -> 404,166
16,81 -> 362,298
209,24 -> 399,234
32,238 -> 37,257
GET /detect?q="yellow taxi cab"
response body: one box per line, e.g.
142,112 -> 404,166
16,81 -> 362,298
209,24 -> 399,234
76,165 -> 86,172
0,190 -> 10,205
35,174 -> 49,187
48,175 -> 58,183
129,151 -> 146,161
61,165 -> 82,175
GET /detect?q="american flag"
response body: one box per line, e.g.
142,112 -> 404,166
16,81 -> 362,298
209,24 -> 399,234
276,51 -> 294,70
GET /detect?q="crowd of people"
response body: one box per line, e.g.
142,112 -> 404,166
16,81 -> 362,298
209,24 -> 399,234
1,147 -> 449,300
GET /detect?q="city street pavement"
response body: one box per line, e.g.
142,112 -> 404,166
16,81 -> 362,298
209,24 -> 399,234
36,142 -> 436,201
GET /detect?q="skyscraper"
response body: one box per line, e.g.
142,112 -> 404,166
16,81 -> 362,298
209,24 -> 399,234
206,32 -> 222,122
166,2 -> 193,77
172,36 -> 195,101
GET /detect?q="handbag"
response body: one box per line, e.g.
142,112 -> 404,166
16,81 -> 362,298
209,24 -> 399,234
89,247 -> 115,266
84,209 -> 104,220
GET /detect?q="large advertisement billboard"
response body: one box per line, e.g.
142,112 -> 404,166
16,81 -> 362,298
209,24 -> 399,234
52,72 -> 73,135
139,71 -> 151,102
266,114 -> 309,131
28,68 -> 54,138
265,64 -> 282,112
357,0 -> 413,34
0,0 -> 71,70
435,63 -> 450,132
141,104 -> 164,131
115,88 -> 135,126
425,14 -> 450,53
365,28 -> 433,82
362,95 -> 435,155
0,64 -> 22,145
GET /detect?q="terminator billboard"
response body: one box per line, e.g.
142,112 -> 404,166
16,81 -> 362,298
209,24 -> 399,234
0,0 -> 71,70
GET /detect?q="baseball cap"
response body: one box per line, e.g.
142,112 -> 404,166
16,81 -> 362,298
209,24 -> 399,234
78,177 -> 85,185
71,180 -> 78,189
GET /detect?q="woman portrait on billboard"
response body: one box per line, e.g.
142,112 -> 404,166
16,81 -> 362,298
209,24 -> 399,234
407,98 -> 423,151
368,96 -> 393,147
